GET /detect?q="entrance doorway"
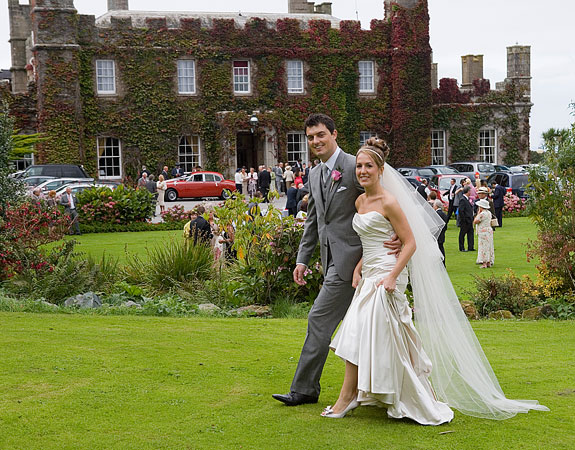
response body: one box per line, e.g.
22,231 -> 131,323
236,132 -> 257,170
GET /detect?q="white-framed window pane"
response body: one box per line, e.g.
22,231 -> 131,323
287,132 -> 308,165
96,60 -> 116,94
359,131 -> 377,147
12,152 -> 34,171
97,137 -> 122,178
359,60 -> 374,93
287,60 -> 303,94
233,61 -> 250,93
178,135 -> 201,172
177,60 -> 196,94
479,129 -> 496,163
431,130 -> 446,165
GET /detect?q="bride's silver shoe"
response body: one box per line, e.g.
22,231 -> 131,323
321,398 -> 360,418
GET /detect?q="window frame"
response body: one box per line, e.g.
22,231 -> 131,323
97,136 -> 122,180
233,60 -> 251,94
359,131 -> 377,147
431,130 -> 446,165
96,59 -> 116,95
358,60 -> 375,93
286,60 -> 304,94
478,129 -> 497,163
178,135 -> 202,172
177,59 -> 196,95
287,131 -> 309,165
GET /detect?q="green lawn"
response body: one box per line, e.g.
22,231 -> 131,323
63,217 -> 538,299
0,314 -> 572,450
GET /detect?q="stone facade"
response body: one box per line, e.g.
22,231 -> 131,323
6,0 -> 530,178
432,45 -> 532,166
6,0 -> 434,179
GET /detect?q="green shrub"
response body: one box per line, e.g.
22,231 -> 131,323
469,270 -> 541,317
123,239 -> 214,294
77,185 -> 154,224
213,195 -> 322,306
79,220 -> 183,234
5,241 -> 95,304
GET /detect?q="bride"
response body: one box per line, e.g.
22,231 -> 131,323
321,138 -> 548,424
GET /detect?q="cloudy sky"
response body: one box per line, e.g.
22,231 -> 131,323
1,0 -> 573,149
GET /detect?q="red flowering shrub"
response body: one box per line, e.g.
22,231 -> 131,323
0,200 -> 68,279
160,205 -> 189,223
503,193 -> 527,216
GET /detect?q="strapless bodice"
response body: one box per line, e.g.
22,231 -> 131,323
353,211 -> 406,279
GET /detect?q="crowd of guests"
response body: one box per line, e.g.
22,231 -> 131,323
422,175 -> 506,268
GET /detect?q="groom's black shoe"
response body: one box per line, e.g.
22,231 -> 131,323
272,392 -> 318,406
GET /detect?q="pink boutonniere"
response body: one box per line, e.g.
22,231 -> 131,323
331,166 -> 343,188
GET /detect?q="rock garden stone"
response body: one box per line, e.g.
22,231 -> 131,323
198,303 -> 221,313
488,310 -> 514,320
460,301 -> 479,320
64,292 -> 102,309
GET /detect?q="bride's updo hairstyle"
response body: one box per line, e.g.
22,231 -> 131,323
357,138 -> 391,169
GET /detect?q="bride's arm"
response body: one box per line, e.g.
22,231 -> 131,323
378,196 -> 416,292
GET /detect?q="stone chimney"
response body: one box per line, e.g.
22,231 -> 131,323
289,0 -> 314,13
384,0 -> 420,19
314,3 -> 332,15
108,0 -> 129,11
8,0 -> 31,93
461,54 -> 483,90
506,45 -> 531,98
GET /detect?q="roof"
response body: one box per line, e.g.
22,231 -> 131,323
0,69 -> 11,80
95,10 -> 341,29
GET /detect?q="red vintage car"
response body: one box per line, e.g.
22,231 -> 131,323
164,171 -> 236,201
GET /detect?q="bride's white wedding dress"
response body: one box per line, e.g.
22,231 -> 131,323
331,211 -> 454,425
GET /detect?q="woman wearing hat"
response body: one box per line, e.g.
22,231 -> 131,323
473,198 -> 495,268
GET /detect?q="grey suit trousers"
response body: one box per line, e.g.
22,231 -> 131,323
290,254 -> 356,397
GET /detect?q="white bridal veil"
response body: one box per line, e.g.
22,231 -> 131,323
381,163 -> 549,420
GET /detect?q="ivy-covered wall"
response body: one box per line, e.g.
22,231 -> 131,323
21,0 -> 433,178
432,78 -> 532,165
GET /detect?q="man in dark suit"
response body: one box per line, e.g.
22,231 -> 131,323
160,166 -> 170,180
491,181 -> 506,227
171,164 -> 184,178
417,178 -> 429,200
285,183 -> 299,216
183,205 -> 212,245
458,186 -> 474,252
446,178 -> 458,222
60,186 -> 81,235
258,166 -> 272,202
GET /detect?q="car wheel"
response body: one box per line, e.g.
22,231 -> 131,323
166,189 -> 178,202
220,189 -> 232,200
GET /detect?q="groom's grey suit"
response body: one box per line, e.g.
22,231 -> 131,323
291,149 -> 363,397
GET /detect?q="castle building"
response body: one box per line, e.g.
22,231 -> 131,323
4,0 -> 531,179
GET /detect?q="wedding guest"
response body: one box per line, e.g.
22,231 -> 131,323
458,186 -> 474,252
474,198 -> 495,268
491,181 -> 506,227
247,167 -> 258,198
433,198 -> 448,265
60,186 -> 81,235
157,174 -> 167,214
235,168 -> 244,194
283,165 -> 295,190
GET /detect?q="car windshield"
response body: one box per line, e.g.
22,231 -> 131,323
418,169 -> 435,177
511,174 -> 529,188
478,164 -> 495,173
437,178 -> 454,189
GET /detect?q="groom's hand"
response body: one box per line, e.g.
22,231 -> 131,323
293,264 -> 307,286
384,233 -> 402,257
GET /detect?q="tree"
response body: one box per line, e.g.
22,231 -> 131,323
527,115 -> 575,294
0,102 -> 24,216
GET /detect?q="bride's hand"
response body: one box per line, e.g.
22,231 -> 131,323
377,275 -> 396,292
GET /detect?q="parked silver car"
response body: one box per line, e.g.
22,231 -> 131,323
448,161 -> 496,181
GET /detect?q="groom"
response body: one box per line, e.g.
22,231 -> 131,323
273,113 -> 365,406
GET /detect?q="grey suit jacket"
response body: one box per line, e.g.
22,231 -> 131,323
60,192 -> 78,211
296,150 -> 363,282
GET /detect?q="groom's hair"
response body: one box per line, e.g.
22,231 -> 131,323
304,113 -> 336,134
